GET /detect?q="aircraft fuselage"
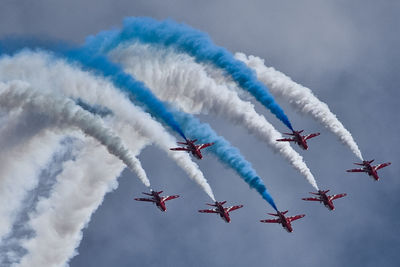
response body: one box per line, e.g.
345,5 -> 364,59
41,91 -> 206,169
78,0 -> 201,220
216,204 -> 230,223
278,212 -> 293,232
151,192 -> 167,212
192,149 -> 203,159
363,163 -> 379,180
294,133 -> 308,150
187,142 -> 203,159
319,192 -> 335,210
157,202 -> 167,211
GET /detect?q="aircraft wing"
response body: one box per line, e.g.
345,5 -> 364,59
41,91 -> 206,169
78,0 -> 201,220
346,168 -> 366,173
198,209 -> 218,213
375,162 -> 391,171
329,193 -> 347,201
225,205 -> 244,213
162,195 -> 179,202
302,197 -> 321,201
170,147 -> 190,151
276,138 -> 295,142
260,219 -> 280,223
198,143 -> 214,150
304,133 -> 320,140
287,214 -> 305,222
134,198 -> 155,203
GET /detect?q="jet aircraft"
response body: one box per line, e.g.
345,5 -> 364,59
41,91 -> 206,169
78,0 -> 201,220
134,190 -> 179,212
198,201 -> 243,223
302,190 -> 347,210
346,160 -> 391,181
170,139 -> 214,159
260,210 -> 305,233
276,130 -> 320,150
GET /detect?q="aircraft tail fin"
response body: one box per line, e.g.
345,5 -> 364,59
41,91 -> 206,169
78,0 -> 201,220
355,159 -> 374,166
177,141 -> 188,145
283,132 -> 294,136
206,201 -> 227,207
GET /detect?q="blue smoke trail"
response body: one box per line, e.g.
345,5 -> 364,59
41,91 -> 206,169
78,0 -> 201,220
66,46 -> 187,140
74,46 -> 277,209
0,38 -> 186,140
80,32 -> 278,209
92,17 -> 293,131
174,112 -> 277,210
0,35 -> 278,210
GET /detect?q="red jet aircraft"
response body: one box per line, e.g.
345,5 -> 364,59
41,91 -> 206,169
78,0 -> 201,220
134,190 -> 179,212
170,139 -> 214,159
198,201 -> 243,223
302,190 -> 347,210
346,160 -> 391,181
276,130 -> 320,150
260,210 -> 305,233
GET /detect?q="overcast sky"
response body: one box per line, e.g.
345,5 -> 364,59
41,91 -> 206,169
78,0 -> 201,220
0,1 -> 399,267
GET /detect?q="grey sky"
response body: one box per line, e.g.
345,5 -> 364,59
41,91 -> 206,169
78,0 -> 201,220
0,1 -> 399,267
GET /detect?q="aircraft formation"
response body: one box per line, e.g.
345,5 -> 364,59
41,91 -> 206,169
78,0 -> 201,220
0,16 -> 395,267
135,133 -> 391,232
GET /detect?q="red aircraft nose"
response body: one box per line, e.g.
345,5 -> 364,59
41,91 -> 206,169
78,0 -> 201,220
224,215 -> 231,223
286,226 -> 293,233
159,203 -> 167,212
372,173 -> 380,181
303,142 -> 308,150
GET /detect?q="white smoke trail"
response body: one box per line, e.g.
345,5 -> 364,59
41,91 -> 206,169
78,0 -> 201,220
16,138 -> 139,267
0,117 -> 63,243
0,51 -> 215,201
3,108 -> 148,266
0,52 -> 215,266
0,80 -> 150,187
109,43 -> 319,190
236,53 -> 363,160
